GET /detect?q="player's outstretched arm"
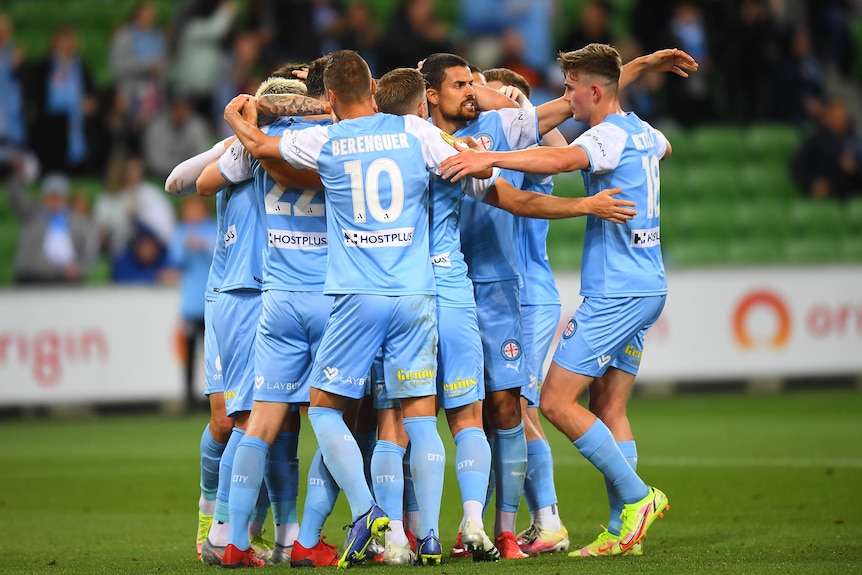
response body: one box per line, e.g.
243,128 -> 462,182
486,178 -> 636,222
619,48 -> 699,89
256,93 -> 330,124
474,83 -> 519,111
224,95 -> 283,161
260,158 -> 323,190
165,137 -> 235,196
441,144 -> 590,182
196,158 -> 229,197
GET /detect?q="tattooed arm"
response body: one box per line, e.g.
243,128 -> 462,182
256,94 -> 331,125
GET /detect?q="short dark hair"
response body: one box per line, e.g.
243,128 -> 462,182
324,50 -> 372,104
271,62 -> 308,80
558,43 -> 621,90
376,68 -> 426,116
482,67 -> 531,98
305,55 -> 331,99
422,53 -> 470,91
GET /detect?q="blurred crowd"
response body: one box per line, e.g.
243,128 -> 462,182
1,0 -> 862,288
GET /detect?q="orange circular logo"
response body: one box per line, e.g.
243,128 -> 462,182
733,290 -> 791,349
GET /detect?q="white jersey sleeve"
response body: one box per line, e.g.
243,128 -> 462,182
218,139 -> 253,184
403,115 -> 499,200
573,122 -> 627,174
496,107 -> 540,150
278,124 -> 329,170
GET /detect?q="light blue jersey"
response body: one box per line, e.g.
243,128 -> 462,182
256,117 -> 331,292
455,108 -> 539,283
279,113 -> 491,296
217,143 -> 267,292
205,189 -> 227,302
573,112 -> 668,297
516,172 -> 561,306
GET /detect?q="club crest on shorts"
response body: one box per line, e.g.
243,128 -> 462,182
501,339 -> 521,361
562,320 -> 576,339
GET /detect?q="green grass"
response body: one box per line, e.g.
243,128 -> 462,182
1,390 -> 861,574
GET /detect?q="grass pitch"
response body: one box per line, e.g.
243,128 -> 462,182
1,389 -> 860,574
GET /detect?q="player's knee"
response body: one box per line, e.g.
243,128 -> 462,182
210,415 -> 234,442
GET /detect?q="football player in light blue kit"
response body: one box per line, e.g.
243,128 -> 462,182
223,50 -> 498,568
372,65 -> 638,564
166,137 -> 235,561
424,51 -> 569,558
208,68 -> 347,568
440,42 -> 692,558
483,67 -> 570,556
194,92 -> 273,565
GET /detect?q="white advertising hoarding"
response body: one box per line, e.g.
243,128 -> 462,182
554,266 -> 862,382
0,286 -> 188,406
1,266 -> 860,407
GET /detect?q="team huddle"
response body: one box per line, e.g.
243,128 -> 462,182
165,43 -> 698,569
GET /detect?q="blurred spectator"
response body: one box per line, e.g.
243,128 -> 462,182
249,0 -> 318,69
142,87 -> 213,182
771,24 -> 825,125
93,150 -> 177,260
109,0 -> 166,150
336,2 -> 380,73
376,0 -> 456,74
162,194 -> 216,412
630,0 -> 676,54
111,221 -> 170,283
725,0 -> 781,123
617,37 -> 665,125
22,25 -> 101,175
212,30 -> 265,139
663,1 -> 715,126
0,12 -> 27,168
806,0 -> 855,78
791,98 -> 862,201
6,167 -> 98,285
557,1 -> 614,53
168,0 -> 237,123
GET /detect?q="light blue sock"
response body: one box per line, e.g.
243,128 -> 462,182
296,448 -> 340,549
453,427 -> 492,506
606,440 -> 638,536
355,429 -> 377,490
402,446 -> 418,523
494,422 -> 527,513
370,440 -> 406,521
307,407 -> 374,521
267,432 -> 300,526
524,439 -> 558,513
484,439 -> 496,512
200,424 -> 227,501
403,416 -> 445,539
228,436 -> 269,550
574,420 -> 648,504
215,427 -> 244,523
252,483 -> 270,526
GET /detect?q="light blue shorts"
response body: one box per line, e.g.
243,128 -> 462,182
254,290 -> 333,405
212,289 -> 261,417
371,349 -> 399,410
203,297 -> 223,397
474,279 -> 527,392
312,294 -> 438,400
436,303 -> 484,410
520,303 -> 561,408
553,295 -> 666,379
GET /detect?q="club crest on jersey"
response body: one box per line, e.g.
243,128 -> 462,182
501,339 -> 521,361
474,133 -> 494,150
562,320 -> 576,339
